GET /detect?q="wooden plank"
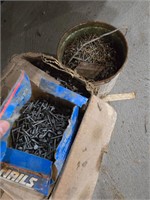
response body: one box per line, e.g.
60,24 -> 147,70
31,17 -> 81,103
102,92 -> 136,102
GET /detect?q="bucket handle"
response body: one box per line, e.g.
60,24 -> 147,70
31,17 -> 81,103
121,26 -> 128,36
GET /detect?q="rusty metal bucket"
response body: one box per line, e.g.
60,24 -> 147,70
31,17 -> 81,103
57,21 -> 128,97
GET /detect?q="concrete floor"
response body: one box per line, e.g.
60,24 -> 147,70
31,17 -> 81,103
1,1 -> 150,199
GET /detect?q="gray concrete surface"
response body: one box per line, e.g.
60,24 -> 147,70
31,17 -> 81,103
1,1 -> 150,199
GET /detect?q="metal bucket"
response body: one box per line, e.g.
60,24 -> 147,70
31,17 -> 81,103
57,21 -> 128,97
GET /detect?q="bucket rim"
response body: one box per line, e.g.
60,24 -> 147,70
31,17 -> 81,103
56,21 -> 128,84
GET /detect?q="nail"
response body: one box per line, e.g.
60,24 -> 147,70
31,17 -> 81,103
34,144 -> 39,150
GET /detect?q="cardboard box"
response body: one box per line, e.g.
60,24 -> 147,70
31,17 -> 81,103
0,73 -> 83,196
0,53 -> 117,200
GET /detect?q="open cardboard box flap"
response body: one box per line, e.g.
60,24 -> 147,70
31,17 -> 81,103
51,96 -> 117,200
0,53 -> 117,200
1,52 -> 94,101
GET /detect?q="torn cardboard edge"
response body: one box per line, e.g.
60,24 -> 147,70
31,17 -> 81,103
1,52 -> 99,97
1,52 -> 92,100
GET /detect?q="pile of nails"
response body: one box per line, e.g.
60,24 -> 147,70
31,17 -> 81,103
62,33 -> 118,80
11,99 -> 71,161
